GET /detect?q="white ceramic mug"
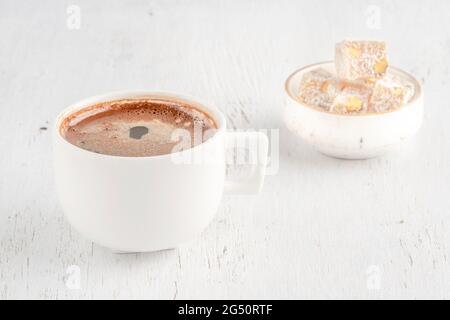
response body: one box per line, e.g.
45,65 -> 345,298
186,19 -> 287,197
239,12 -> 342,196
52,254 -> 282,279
53,91 -> 268,253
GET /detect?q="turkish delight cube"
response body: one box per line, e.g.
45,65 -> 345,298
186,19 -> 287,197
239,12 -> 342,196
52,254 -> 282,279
330,81 -> 372,114
301,67 -> 333,83
336,41 -> 388,80
298,68 -> 343,110
369,74 -> 415,112
386,74 -> 415,103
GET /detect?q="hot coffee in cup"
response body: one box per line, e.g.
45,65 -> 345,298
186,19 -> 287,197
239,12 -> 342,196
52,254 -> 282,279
60,97 -> 218,157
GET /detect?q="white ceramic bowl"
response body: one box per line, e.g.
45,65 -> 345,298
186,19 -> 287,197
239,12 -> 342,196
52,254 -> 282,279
284,62 -> 424,159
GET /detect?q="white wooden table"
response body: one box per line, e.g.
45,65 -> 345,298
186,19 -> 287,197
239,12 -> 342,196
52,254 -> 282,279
1,0 -> 449,299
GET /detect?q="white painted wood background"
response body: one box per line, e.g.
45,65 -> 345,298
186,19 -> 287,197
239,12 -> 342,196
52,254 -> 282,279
1,0 -> 449,299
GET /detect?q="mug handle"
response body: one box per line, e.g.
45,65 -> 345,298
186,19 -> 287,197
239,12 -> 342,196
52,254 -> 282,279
224,131 -> 269,195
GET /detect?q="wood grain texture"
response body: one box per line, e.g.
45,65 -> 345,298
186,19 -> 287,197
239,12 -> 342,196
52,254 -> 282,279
1,0 -> 450,299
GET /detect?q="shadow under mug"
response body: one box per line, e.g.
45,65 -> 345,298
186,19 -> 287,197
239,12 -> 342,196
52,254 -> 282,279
53,91 -> 268,253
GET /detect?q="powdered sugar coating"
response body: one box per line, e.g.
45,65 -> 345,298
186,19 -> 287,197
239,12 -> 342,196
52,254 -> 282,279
330,81 -> 372,114
297,68 -> 415,115
336,41 -> 388,81
370,74 -> 415,113
298,68 -> 341,110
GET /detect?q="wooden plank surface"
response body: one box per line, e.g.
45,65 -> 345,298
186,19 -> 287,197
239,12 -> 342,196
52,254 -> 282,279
0,0 -> 449,299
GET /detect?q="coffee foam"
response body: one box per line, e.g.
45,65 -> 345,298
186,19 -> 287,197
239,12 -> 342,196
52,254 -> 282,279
60,97 -> 218,157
